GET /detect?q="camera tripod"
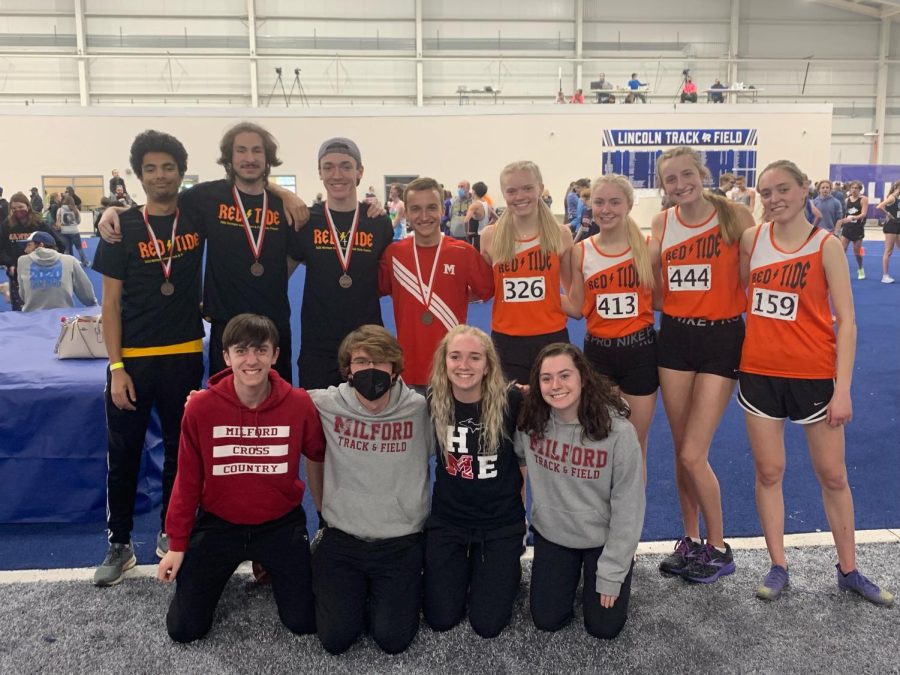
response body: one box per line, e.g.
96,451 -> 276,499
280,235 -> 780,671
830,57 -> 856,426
266,67 -> 309,107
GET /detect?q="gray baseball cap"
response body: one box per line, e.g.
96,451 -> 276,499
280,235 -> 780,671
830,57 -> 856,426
318,137 -> 362,166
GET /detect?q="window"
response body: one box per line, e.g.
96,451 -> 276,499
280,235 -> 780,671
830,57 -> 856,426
42,175 -> 104,210
270,175 -> 296,194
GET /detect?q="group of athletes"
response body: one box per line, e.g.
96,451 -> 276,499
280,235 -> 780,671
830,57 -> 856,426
87,123 -> 892,656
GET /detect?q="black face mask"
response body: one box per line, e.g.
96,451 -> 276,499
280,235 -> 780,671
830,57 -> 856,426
350,368 -> 393,401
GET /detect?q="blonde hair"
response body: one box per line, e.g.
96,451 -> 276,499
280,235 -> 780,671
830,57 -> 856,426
428,325 -> 510,459
490,160 -> 562,264
591,174 -> 654,289
655,146 -> 744,245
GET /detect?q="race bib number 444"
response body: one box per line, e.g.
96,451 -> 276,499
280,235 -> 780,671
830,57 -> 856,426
502,276 -> 546,302
667,264 -> 710,291
751,288 -> 799,321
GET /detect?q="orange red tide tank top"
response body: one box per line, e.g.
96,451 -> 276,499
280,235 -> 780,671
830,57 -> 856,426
740,222 -> 836,379
491,236 -> 567,336
580,238 -> 653,339
660,206 -> 744,320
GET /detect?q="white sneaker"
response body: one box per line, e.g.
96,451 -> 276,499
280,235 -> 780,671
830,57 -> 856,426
882,275 -> 895,284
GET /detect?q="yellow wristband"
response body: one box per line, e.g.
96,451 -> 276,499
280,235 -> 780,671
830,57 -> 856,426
109,361 -> 125,371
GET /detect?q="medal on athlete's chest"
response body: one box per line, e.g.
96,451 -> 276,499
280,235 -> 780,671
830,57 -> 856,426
142,206 -> 180,297
325,201 -> 360,289
232,186 -> 268,277
413,236 -> 444,326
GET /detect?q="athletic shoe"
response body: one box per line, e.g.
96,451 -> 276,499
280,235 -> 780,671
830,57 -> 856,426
857,268 -> 866,280
836,565 -> 895,606
659,537 -> 704,576
156,531 -> 169,559
882,275 -> 895,284
93,543 -> 137,587
756,564 -> 789,601
683,543 -> 736,583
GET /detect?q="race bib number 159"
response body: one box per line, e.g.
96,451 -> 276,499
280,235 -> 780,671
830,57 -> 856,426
751,288 -> 798,321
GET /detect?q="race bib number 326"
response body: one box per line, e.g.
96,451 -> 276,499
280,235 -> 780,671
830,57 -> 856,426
502,276 -> 546,303
751,288 -> 798,321
667,264 -> 710,291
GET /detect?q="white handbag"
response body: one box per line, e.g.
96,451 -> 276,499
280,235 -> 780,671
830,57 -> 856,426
55,315 -> 108,359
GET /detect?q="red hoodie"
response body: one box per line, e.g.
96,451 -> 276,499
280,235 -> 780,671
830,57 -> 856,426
165,368 -> 326,552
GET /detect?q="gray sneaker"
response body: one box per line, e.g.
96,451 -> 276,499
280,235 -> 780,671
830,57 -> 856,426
93,543 -> 136,587
156,532 -> 169,559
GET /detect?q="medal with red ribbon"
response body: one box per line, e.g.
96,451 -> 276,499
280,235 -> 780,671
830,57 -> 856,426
413,234 -> 444,325
142,205 -> 179,296
232,185 -> 268,277
324,201 -> 360,288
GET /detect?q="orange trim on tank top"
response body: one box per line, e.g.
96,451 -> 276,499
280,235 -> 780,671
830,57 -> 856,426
674,204 -> 717,229
589,235 -> 631,259
766,221 -> 820,255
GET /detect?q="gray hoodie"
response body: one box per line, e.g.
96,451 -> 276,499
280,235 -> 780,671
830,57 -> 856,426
310,380 -> 432,541
514,411 -> 645,597
17,248 -> 97,312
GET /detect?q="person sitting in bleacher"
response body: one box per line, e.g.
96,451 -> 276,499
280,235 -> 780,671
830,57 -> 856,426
16,231 -> 96,312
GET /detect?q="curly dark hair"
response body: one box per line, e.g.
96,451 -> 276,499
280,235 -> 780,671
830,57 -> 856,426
217,122 -> 282,182
518,342 -> 629,443
129,130 -> 188,179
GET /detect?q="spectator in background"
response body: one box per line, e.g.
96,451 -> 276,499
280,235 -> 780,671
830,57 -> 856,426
570,89 -> 585,104
709,78 -> 727,103
729,175 -> 756,211
314,192 -> 324,206
1,191 -> 63,311
680,77 -> 698,103
593,73 -> 615,104
109,169 -> 126,196
541,188 -> 553,209
571,188 -> 596,242
441,188 -> 452,233
449,180 -> 473,239
831,181 -> 846,210
65,185 -> 82,209
627,73 -> 647,103
464,181 -> 494,252
45,192 -> 61,228
30,187 -> 44,213
16,230 -> 96,312
555,90 -> 566,104
712,173 -> 735,197
813,180 -> 844,234
113,185 -> 135,208
388,183 -> 408,241
57,193 -> 90,266
0,187 -> 8,226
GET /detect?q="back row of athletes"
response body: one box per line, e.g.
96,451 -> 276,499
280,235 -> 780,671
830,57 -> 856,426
90,126 -> 892,646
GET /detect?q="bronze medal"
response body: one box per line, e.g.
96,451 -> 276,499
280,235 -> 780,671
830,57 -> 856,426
161,281 -> 175,296
250,262 -> 265,277
339,273 -> 353,289
421,311 -> 434,325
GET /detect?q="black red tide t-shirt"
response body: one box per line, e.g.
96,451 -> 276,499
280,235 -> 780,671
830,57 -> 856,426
92,207 -> 204,349
430,387 -> 524,530
290,201 -> 393,354
178,180 -> 295,328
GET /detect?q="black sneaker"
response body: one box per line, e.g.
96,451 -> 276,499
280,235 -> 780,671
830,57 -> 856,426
659,537 -> 704,576
683,543 -> 736,584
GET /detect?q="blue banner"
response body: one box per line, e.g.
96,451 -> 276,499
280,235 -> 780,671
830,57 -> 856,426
830,164 -> 900,217
602,149 -> 757,189
603,128 -> 757,147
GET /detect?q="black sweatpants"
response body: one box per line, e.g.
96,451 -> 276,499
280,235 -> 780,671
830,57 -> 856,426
423,519 -> 524,638
530,529 -> 634,640
105,352 -> 203,544
297,347 -> 343,390
209,319 -> 293,385
166,507 -> 315,643
6,268 -> 22,311
311,528 -> 424,655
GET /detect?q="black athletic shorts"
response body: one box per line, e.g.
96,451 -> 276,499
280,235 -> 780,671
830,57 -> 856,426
657,313 -> 744,380
737,372 -> 833,424
840,222 -> 865,242
883,219 -> 900,235
492,327 -> 569,385
583,325 -> 659,396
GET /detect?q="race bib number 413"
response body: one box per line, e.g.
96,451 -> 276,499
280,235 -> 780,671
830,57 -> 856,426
595,292 -> 638,319
667,264 -> 710,291
751,288 -> 799,321
502,276 -> 546,302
